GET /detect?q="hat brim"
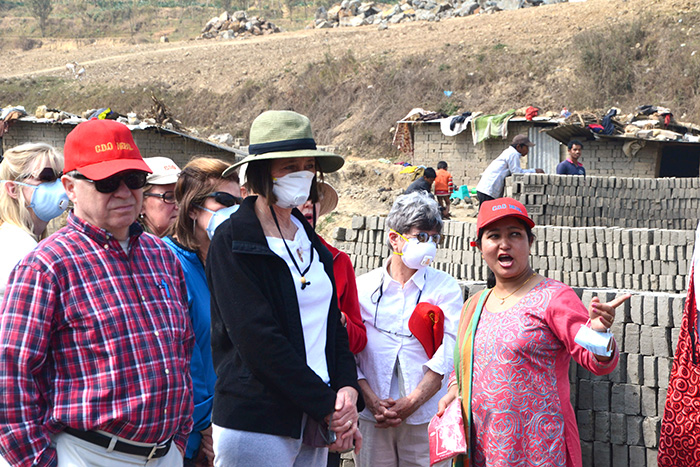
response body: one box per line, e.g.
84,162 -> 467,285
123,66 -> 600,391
479,212 -> 535,231
77,158 -> 152,180
318,182 -> 338,217
146,173 -> 179,185
223,149 -> 344,177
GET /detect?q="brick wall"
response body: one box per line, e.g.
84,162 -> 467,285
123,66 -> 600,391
412,123 -> 659,189
333,216 -> 689,466
2,121 -> 240,168
508,173 -> 700,229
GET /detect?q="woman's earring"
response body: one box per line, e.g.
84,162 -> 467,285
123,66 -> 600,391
193,218 -> 197,236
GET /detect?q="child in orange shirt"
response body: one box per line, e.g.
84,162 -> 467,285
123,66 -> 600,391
435,161 -> 453,219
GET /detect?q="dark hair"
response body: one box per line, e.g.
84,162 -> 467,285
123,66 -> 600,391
568,140 -> 584,150
245,158 -> 322,206
475,218 -> 535,247
437,161 -> 448,170
423,167 -> 437,179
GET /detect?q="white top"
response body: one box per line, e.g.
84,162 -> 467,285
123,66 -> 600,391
355,260 -> 463,424
266,216 -> 331,384
0,223 -> 38,303
475,145 -> 537,198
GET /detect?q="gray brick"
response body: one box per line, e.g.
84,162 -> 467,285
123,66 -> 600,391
652,327 -> 671,357
581,441 -> 593,467
612,445 -> 628,467
642,295 -> 657,325
610,413 -> 627,445
643,357 -> 658,388
640,325 -> 654,355
351,216 -> 365,229
593,441 -> 611,467
578,410 -> 594,441
578,379 -> 593,410
627,415 -> 644,445
593,381 -> 611,412
625,385 -> 642,415
658,388 -> 667,418
630,294 -> 643,324
647,448 -> 658,467
657,296 -> 673,328
643,416 -> 661,448
627,353 -> 643,385
625,324 -> 641,354
594,412 -> 611,442
641,387 -> 657,417
658,358 -> 672,389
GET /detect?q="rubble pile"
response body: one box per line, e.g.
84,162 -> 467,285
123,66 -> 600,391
313,0 -> 571,28
200,11 -> 281,39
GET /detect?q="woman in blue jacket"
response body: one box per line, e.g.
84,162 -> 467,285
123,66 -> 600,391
163,157 -> 241,466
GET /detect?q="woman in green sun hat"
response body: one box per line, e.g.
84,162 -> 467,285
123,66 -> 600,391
206,110 -> 363,466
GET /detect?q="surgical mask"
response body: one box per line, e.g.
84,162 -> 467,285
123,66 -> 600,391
393,230 -> 437,270
574,323 -> 614,357
198,204 -> 239,240
272,171 -> 314,209
12,179 -> 70,222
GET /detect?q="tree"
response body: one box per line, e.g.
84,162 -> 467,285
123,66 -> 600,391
27,0 -> 52,36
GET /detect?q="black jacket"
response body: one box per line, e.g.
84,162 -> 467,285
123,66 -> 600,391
206,196 -> 362,438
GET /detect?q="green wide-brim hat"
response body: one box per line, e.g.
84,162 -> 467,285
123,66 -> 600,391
223,110 -> 345,176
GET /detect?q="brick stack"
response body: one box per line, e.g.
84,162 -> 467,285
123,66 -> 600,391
509,173 -> 700,230
333,217 -> 693,294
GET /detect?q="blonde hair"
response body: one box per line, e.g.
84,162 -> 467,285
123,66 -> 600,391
0,143 -> 64,241
170,157 -> 238,253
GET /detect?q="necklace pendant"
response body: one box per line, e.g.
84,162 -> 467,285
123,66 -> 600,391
301,276 -> 311,290
500,298 -> 505,305
297,247 -> 304,263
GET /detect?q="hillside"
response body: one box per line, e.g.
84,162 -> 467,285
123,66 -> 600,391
2,0 -> 700,233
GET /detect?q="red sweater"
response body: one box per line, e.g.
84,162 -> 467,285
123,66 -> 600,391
319,237 -> 367,354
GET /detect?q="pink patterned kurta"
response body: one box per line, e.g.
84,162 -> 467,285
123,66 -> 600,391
470,279 -> 618,467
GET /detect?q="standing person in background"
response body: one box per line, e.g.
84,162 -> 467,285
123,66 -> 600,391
0,119 -> 193,466
475,134 -> 544,207
298,181 -> 367,355
556,140 -> 586,176
438,198 -> 628,467
298,181 -> 367,467
405,167 -> 436,196
207,110 -> 362,466
354,191 -> 463,467
163,157 -> 241,467
140,156 -> 181,236
0,143 -> 68,302
434,161 -> 453,219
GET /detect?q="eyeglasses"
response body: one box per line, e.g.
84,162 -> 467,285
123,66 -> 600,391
365,277 -> 422,339
72,171 -> 147,193
205,191 -> 241,207
144,191 -> 176,204
20,167 -> 62,183
393,229 -> 441,245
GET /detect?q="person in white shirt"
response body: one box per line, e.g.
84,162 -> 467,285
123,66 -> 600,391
354,191 -> 463,467
475,134 -> 544,207
0,143 -> 68,302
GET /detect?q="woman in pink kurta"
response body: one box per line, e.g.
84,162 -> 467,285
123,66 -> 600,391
438,198 -> 628,467
471,278 -> 617,467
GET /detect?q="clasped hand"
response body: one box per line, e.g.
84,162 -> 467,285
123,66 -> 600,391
325,386 -> 362,453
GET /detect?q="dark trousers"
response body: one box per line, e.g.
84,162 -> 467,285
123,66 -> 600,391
476,191 -> 495,210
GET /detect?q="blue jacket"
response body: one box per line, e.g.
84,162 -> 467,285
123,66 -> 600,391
163,236 -> 216,459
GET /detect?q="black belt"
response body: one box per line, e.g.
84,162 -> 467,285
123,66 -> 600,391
64,427 -> 172,459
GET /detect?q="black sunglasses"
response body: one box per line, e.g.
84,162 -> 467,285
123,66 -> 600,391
73,171 -> 147,194
144,191 -> 176,204
21,167 -> 62,183
205,192 -> 241,207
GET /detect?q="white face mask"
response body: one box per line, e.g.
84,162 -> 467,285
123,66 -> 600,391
272,171 -> 315,209
393,230 -> 437,270
198,205 -> 240,240
574,324 -> 614,357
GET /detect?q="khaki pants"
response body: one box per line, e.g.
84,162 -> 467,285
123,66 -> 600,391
355,420 -> 450,467
0,432 -> 184,467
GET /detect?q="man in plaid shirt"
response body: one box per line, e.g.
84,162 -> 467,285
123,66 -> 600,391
0,119 -> 194,466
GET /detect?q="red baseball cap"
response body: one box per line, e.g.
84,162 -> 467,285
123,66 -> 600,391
63,119 -> 151,181
477,197 -> 535,231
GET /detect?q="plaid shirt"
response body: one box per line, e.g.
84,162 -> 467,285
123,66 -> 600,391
0,213 -> 194,467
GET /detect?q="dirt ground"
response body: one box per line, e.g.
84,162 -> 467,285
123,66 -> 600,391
2,0 -> 694,234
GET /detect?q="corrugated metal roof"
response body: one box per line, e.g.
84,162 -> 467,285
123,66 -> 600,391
16,116 -> 248,157
544,124 -> 594,145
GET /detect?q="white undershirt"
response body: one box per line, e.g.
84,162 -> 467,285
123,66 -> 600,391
266,216 -> 331,384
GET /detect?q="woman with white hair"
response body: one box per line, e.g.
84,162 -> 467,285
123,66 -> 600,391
354,190 -> 463,467
0,143 -> 68,301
